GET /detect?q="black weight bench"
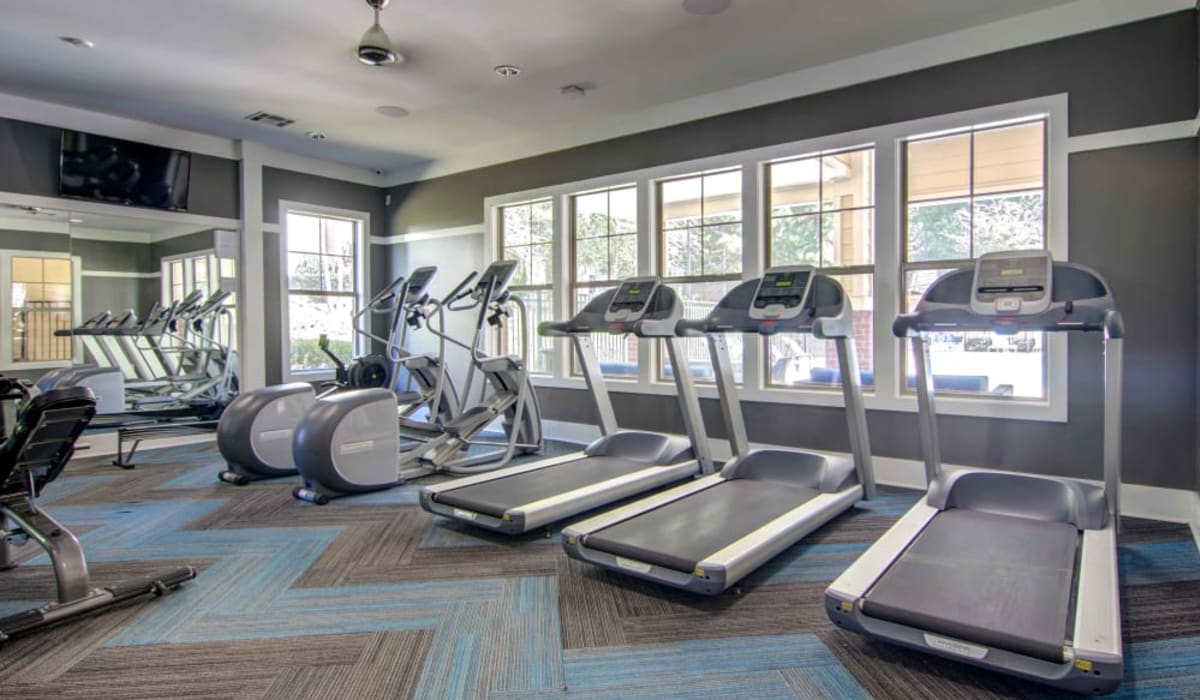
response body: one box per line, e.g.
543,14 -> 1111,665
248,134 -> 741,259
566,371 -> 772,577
0,386 -> 196,645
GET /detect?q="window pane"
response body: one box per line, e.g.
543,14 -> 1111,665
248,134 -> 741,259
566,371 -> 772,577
288,294 -> 354,372
287,252 -> 327,291
660,177 -> 702,229
904,267 -> 958,311
701,224 -> 742,275
610,234 -> 637,280
286,213 -> 321,252
574,192 -> 609,239
506,289 -> 554,375
906,200 -> 970,262
193,258 -> 209,291
702,170 -> 741,225
770,213 -> 821,266
906,133 -> 970,203
575,236 -> 608,282
905,331 -> 1045,399
822,208 -> 873,267
531,200 -> 553,243
44,258 -> 71,284
503,205 -> 531,246
44,283 -> 72,303
662,228 -> 700,277
972,192 -> 1044,257
528,244 -> 552,285
663,280 -> 743,383
11,257 -> 42,283
769,157 -> 821,217
322,219 -> 355,256
322,255 -> 355,292
767,273 -> 873,388
610,187 -> 637,233
823,149 -> 874,208
220,258 -> 237,278
974,121 -> 1044,195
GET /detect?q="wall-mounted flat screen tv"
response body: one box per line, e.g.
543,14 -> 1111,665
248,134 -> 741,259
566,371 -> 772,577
59,130 -> 191,211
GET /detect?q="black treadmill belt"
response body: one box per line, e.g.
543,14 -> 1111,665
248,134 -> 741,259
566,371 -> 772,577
583,480 -> 820,573
434,457 -> 667,518
862,509 -> 1079,663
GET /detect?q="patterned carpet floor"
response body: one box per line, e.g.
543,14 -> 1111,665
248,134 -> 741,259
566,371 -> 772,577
1,440 -> 1198,699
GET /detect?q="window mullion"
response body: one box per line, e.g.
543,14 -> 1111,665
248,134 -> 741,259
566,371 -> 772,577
873,130 -> 902,402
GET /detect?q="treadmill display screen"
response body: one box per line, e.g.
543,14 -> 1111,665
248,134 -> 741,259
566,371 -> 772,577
610,280 -> 656,313
754,270 -> 812,309
476,260 -> 519,296
975,259 -> 1047,300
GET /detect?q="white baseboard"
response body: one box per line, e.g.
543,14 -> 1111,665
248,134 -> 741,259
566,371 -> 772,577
542,419 -> 1200,530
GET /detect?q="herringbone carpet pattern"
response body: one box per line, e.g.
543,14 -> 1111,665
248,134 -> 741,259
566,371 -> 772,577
1,441 -> 1198,699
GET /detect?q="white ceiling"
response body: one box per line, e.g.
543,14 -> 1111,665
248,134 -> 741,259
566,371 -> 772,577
0,0 -> 1120,174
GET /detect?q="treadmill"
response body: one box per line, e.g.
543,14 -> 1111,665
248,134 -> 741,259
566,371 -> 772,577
419,276 -> 715,534
563,267 -> 876,594
825,250 -> 1124,695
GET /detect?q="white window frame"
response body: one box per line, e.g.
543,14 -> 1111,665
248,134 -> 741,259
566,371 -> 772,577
278,201 -> 370,383
161,249 -> 220,302
483,94 -> 1068,422
0,250 -> 83,371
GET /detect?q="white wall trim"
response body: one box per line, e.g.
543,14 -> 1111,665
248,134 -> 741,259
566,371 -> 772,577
67,229 -> 153,244
370,224 -> 484,246
81,269 -> 160,279
262,222 -> 282,235
258,144 -> 386,188
0,190 -> 241,232
541,418 -> 1200,527
384,0 -> 1192,185
1067,119 -> 1199,153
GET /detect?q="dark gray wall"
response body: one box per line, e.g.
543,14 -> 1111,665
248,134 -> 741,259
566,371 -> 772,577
0,229 -> 70,252
385,12 -> 1197,233
0,116 -> 240,219
383,11 -> 1200,490
70,238 -> 158,320
150,230 -> 215,261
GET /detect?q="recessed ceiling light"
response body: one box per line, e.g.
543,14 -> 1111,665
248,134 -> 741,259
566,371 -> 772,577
494,64 -> 521,78
306,131 -> 327,141
69,218 -> 83,224
682,0 -> 731,16
375,105 -> 410,118
58,36 -> 94,48
560,84 -> 587,99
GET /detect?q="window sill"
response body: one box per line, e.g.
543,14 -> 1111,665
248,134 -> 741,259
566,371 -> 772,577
529,375 -> 1066,423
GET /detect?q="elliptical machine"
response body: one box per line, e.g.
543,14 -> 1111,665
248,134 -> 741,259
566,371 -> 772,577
216,267 -> 452,485
291,259 -> 544,504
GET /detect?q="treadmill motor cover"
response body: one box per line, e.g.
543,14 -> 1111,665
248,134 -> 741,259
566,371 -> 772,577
862,509 -> 1079,663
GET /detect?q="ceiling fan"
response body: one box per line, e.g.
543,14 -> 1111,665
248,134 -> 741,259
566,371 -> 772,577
358,0 -> 404,66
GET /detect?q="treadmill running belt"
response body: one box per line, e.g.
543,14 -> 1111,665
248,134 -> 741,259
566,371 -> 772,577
583,479 -> 820,573
434,457 -> 674,518
862,509 -> 1079,663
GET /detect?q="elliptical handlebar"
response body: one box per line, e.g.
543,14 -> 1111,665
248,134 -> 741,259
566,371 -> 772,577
442,271 -> 479,308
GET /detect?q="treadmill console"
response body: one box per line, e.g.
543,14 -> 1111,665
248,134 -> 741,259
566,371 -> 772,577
970,250 -> 1052,317
749,266 -> 815,320
604,277 -> 661,323
406,266 -> 437,300
475,259 -> 519,299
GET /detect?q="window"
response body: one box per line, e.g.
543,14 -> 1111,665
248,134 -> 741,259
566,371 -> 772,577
765,147 -> 875,389
657,169 -> 743,382
499,199 -> 554,375
902,118 -> 1046,399
284,210 -> 363,375
570,185 -> 638,378
9,255 -> 73,363
484,95 -> 1065,421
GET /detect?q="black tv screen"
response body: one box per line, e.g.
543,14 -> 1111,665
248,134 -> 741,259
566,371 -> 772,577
59,130 -> 191,211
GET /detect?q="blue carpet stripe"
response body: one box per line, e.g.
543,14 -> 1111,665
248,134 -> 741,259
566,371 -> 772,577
744,543 -> 872,586
561,633 -> 866,695
1118,541 -> 1200,585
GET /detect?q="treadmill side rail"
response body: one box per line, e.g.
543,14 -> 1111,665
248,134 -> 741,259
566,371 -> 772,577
1073,527 -> 1123,670
699,486 -> 862,589
420,452 -> 580,496
563,474 -> 725,537
826,501 -> 939,601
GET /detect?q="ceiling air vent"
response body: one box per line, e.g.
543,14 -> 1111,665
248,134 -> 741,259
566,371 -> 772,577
244,111 -> 295,128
